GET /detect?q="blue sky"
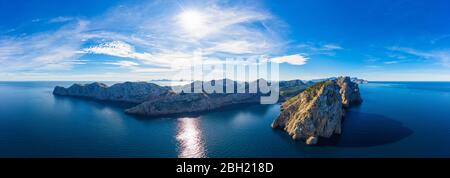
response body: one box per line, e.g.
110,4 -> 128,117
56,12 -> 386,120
0,0 -> 449,81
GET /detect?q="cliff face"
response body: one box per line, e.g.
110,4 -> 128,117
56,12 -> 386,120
336,76 -> 363,107
53,82 -> 170,103
271,77 -> 362,145
271,81 -> 343,144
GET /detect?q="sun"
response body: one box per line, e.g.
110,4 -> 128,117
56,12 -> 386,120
177,10 -> 207,37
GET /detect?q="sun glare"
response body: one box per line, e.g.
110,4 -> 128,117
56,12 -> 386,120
177,10 -> 206,37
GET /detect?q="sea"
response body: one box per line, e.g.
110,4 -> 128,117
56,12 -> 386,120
0,81 -> 449,157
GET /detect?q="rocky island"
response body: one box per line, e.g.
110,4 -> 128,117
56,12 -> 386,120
271,76 -> 362,145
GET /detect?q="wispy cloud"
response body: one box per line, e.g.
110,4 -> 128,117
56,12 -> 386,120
173,6 -> 271,40
270,54 -> 308,65
81,40 -> 158,64
365,65 -> 381,68
384,60 -> 400,64
430,34 -> 450,44
389,46 -> 450,67
296,43 -> 343,56
204,40 -> 270,55
76,1 -> 288,69
104,60 -> 139,67
0,20 -> 89,72
48,16 -> 75,23
131,67 -> 177,73
321,44 -> 343,51
31,18 -> 41,23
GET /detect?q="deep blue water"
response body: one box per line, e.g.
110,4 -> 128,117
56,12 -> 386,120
0,81 -> 449,157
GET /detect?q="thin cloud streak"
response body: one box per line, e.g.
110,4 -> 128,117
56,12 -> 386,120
0,20 -> 89,72
389,46 -> 450,67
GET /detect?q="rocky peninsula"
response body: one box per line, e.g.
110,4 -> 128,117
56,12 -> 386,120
271,76 -> 362,145
53,79 -> 309,117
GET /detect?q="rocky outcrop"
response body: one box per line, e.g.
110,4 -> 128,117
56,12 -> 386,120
271,80 -> 344,144
336,76 -> 363,107
271,77 -> 363,145
53,82 -> 170,103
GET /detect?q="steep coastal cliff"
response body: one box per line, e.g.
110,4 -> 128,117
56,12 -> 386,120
337,76 -> 363,107
271,77 -> 362,145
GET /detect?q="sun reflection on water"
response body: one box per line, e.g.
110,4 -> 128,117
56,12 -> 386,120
176,117 -> 207,158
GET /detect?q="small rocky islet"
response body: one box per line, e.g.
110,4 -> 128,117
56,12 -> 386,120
53,76 -> 363,145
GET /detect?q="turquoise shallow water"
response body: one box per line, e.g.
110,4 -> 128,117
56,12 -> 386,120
0,81 -> 449,157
